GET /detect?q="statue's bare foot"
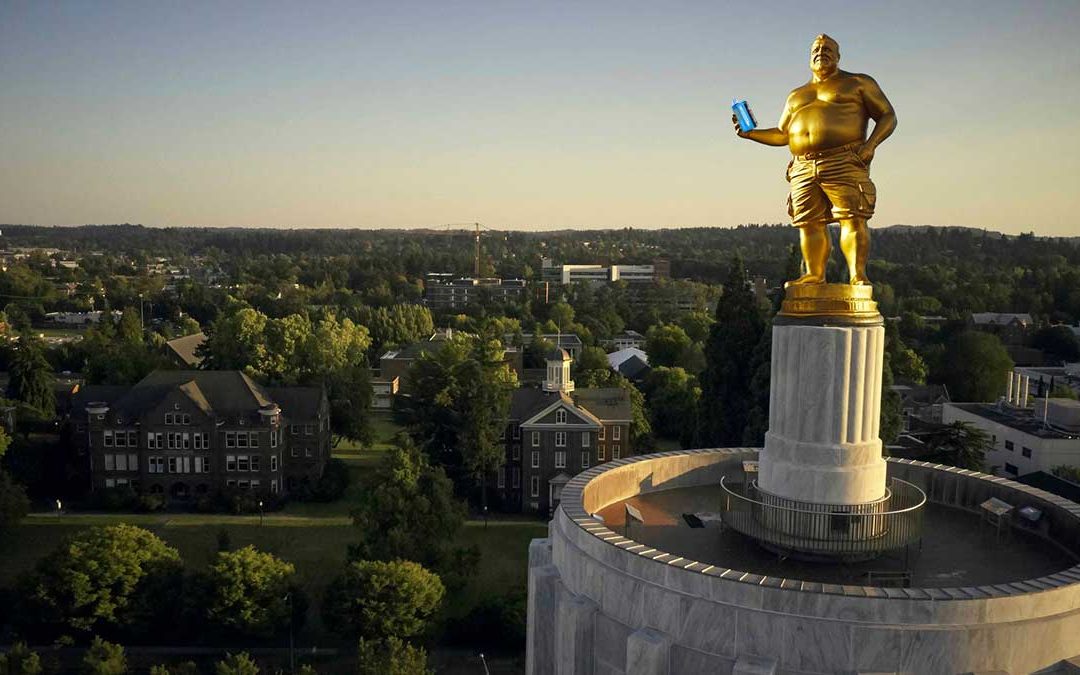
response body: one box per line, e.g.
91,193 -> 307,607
784,273 -> 826,288
849,275 -> 872,286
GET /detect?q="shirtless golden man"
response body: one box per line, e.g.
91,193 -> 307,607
733,34 -> 896,286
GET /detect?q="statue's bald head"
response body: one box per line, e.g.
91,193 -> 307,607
810,34 -> 840,77
812,34 -> 839,54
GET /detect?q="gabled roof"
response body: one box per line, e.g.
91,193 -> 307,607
165,332 -> 206,367
572,387 -> 633,422
521,395 -> 602,428
267,385 -> 324,420
110,370 -> 274,417
971,312 -> 1033,326
607,347 -> 648,369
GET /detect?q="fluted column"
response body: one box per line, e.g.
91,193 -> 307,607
759,322 -> 886,505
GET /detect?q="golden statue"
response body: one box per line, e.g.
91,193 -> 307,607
733,34 -> 896,287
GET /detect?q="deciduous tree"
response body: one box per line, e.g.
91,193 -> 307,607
322,560 -> 444,641
201,546 -> 296,638
20,525 -> 181,635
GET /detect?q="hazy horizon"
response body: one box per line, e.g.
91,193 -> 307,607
3,1 -> 1079,235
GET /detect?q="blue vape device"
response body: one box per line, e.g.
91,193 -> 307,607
732,99 -> 757,133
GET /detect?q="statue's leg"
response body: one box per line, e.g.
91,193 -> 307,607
788,222 -> 829,285
839,217 -> 870,285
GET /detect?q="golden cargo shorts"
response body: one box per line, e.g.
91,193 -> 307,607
786,142 -> 876,227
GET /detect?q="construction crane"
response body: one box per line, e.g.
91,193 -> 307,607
442,222 -> 495,277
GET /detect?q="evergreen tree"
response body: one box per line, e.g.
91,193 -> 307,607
7,336 -> 55,418
697,256 -> 765,446
0,642 -> 42,675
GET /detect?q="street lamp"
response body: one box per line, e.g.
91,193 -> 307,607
55,499 -> 62,517
479,653 -> 490,675
259,500 -> 264,526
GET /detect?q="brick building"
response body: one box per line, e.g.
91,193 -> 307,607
71,370 -> 330,501
497,349 -> 631,515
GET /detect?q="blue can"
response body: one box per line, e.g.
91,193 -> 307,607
732,99 -> 757,133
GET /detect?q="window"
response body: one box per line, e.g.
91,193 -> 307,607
271,455 -> 278,472
291,425 -> 299,435
168,457 -> 179,473
1022,446 -> 1033,458
555,432 -> 566,447
237,432 -> 248,449
497,468 -> 505,489
193,433 -> 203,450
105,478 -> 116,488
555,451 -> 566,468
598,426 -> 605,440
271,480 -> 279,494
1005,462 -> 1018,476
250,455 -> 261,471
531,451 -> 540,468
598,446 -> 606,461
182,414 -> 191,424
105,454 -> 115,471
613,444 -> 621,459
512,468 -> 520,488
1005,440 -> 1015,451
104,430 -> 114,447
165,413 -> 174,425
238,480 -> 250,490
512,445 -> 521,461
513,426 -> 521,440
155,433 -> 163,449
128,454 -> 138,471
116,454 -> 128,471
227,479 -> 237,488
582,432 -> 590,447
115,431 -> 125,448
227,455 -> 237,472
249,431 -> 259,448
291,446 -> 299,457
530,476 -> 540,497
581,452 -> 589,468
149,457 -> 164,473
182,433 -> 190,450
531,431 -> 540,447
271,430 -> 278,448
613,426 -> 621,441
147,432 -> 156,449
127,431 -> 137,447
237,456 -> 250,472
194,456 -> 205,473
305,447 -> 313,457
250,479 -> 260,489
556,409 -> 567,424
304,424 -> 314,435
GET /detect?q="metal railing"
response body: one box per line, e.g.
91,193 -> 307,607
719,476 -> 926,559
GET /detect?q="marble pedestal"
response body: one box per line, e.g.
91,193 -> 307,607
758,318 -> 886,506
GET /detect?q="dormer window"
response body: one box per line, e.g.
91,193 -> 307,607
556,409 -> 567,424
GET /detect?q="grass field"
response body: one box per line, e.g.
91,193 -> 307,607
0,415 -> 548,645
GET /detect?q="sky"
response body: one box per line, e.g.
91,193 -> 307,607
2,1 -> 1080,235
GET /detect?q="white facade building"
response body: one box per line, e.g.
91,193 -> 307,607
942,399 -> 1080,478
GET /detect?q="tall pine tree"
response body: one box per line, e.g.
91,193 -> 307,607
697,256 -> 766,447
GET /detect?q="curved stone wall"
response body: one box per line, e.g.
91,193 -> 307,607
527,448 -> 1080,674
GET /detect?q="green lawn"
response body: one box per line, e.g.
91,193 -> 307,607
1,514 -> 545,642
0,415 -> 549,646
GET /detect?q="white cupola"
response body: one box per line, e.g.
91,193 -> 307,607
543,347 -> 575,393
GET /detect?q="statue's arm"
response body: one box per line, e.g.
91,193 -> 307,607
860,75 -> 897,153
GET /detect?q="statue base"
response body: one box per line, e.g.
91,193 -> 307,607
777,283 -> 880,325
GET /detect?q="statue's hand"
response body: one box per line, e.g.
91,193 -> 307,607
731,114 -> 748,138
856,143 -> 875,166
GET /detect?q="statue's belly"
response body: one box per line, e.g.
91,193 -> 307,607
788,103 -> 866,155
